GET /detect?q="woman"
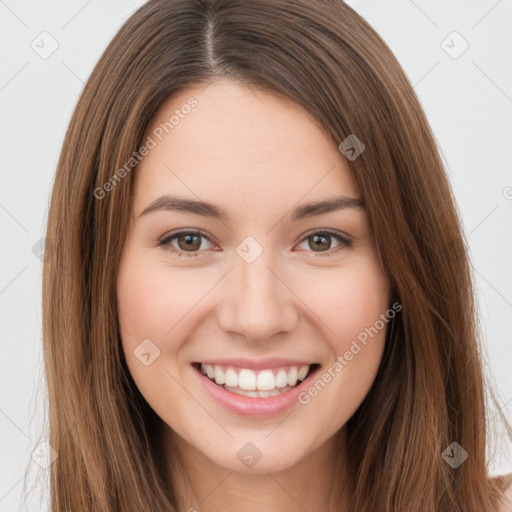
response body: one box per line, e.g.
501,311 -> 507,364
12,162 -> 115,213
42,0 -> 512,510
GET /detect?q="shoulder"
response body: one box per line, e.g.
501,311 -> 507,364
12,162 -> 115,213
497,473 -> 512,512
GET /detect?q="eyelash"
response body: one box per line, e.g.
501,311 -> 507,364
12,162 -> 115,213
157,229 -> 352,258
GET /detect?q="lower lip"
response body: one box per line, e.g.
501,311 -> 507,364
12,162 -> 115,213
192,364 -> 320,418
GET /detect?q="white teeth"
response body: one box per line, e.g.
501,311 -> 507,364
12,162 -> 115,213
297,365 -> 309,381
224,368 -> 238,387
275,369 -> 288,388
214,365 -> 225,385
256,370 -> 275,391
238,369 -> 256,390
223,385 -> 294,398
287,367 -> 298,386
199,363 -> 313,392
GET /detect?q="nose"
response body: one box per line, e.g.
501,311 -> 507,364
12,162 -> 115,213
217,251 -> 299,343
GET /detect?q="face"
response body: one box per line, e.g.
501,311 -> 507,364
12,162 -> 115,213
117,80 -> 390,474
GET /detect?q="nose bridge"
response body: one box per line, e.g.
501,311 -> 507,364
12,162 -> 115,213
218,240 -> 297,341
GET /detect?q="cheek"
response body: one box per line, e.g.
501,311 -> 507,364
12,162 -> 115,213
117,261 -> 168,339
295,263 -> 390,425
116,253 -> 198,414
116,252 -> 187,391
305,261 -> 390,348
117,253 -> 208,343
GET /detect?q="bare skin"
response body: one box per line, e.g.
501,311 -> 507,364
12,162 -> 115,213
117,80 -> 391,511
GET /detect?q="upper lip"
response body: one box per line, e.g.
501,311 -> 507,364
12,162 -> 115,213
194,358 -> 318,371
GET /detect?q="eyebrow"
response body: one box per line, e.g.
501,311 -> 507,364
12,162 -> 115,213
137,194 -> 365,222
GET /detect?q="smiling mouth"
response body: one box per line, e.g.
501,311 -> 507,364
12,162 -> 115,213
192,362 -> 321,398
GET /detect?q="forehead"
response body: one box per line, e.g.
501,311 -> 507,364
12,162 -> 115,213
133,80 -> 359,217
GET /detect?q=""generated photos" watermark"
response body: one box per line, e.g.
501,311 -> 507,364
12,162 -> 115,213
298,301 -> 402,405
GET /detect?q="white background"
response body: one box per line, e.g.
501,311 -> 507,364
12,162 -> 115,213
0,0 -> 511,510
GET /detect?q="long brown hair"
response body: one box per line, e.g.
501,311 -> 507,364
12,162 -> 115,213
42,0 -> 511,510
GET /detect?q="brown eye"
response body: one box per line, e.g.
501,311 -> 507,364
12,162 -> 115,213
176,233 -> 202,251
295,230 -> 351,256
158,230 -> 214,257
308,233 -> 332,251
